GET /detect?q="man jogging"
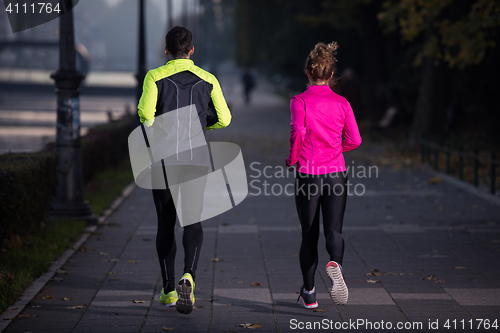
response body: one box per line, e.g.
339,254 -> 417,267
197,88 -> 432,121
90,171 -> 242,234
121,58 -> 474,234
137,26 -> 231,314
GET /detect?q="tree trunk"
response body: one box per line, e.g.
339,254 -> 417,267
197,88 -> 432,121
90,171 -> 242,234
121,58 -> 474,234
409,56 -> 435,148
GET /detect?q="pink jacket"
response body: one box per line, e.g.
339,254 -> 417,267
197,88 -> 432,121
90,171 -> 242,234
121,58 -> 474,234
286,85 -> 362,175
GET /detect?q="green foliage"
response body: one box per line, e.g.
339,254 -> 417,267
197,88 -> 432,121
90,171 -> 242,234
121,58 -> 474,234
296,0 -> 366,31
81,115 -> 137,184
378,0 -> 500,67
0,153 -> 57,243
234,0 -> 365,89
0,220 -> 86,314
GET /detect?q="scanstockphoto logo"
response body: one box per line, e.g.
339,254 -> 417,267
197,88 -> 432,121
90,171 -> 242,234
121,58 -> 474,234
248,161 -> 379,197
4,0 -> 79,33
128,105 -> 248,228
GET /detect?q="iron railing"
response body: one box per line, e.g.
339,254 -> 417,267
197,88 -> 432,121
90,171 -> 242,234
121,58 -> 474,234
420,138 -> 497,195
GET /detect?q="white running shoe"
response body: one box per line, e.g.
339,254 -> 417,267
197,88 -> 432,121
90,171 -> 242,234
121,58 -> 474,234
326,261 -> 348,305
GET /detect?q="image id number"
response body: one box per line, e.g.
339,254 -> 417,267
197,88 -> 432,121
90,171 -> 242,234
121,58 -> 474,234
443,319 -> 498,330
5,2 -> 61,14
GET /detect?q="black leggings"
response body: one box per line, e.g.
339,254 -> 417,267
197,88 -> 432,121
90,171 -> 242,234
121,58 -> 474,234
295,171 -> 348,291
153,189 -> 203,292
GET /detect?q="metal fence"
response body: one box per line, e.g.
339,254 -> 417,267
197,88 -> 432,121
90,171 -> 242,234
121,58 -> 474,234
420,138 -> 497,195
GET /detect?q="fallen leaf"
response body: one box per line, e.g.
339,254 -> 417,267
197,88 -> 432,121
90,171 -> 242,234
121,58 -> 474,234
231,266 -> 237,269
453,266 -> 466,269
250,282 -> 261,286
226,303 -> 233,306
17,313 -> 38,318
101,259 -> 119,262
55,269 -> 67,274
50,277 -> 64,282
366,279 -> 380,284
79,245 -> 93,252
491,240 -> 500,243
424,275 -> 437,281
237,281 -> 244,284
30,306 -> 41,308
62,297 -> 73,301
206,298 -> 218,302
428,177 -> 442,184
41,295 -> 52,299
290,254 -> 299,257
211,258 -> 224,262
132,300 -> 145,303
99,252 -> 110,256
106,271 -> 117,275
313,309 -> 325,312
435,279 -> 446,283
127,260 -> 141,264
236,323 -> 263,329
197,305 -> 204,308
67,304 -> 87,309
162,327 -> 173,331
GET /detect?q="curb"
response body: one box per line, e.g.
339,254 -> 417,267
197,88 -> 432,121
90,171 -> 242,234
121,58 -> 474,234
430,169 -> 500,207
0,182 -> 136,332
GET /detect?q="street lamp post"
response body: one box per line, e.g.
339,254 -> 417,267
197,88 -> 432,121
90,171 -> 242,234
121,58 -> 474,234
136,0 -> 146,105
49,8 -> 95,221
167,0 -> 173,30
183,0 -> 188,27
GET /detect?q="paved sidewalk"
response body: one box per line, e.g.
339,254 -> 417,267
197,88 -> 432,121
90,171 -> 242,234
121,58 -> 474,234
2,76 -> 500,333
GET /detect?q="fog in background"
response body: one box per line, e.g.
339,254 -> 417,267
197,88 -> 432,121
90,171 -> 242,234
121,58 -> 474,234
0,0 -> 234,72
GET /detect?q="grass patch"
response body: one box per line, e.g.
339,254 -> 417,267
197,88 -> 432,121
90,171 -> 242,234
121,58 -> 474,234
0,220 -> 86,313
84,159 -> 134,216
0,159 -> 135,314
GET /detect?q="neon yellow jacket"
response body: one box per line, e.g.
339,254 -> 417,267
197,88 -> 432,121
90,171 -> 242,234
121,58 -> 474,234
137,58 -> 231,130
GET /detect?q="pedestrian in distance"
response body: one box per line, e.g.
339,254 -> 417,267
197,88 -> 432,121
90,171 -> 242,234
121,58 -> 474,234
286,42 -> 362,308
137,26 -> 231,314
242,68 -> 255,105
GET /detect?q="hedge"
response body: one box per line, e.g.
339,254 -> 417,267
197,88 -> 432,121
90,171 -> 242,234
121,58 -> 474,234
81,115 -> 137,183
0,115 -> 138,245
0,152 -> 58,245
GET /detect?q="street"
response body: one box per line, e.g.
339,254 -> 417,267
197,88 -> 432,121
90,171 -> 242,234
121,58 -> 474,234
1,73 -> 500,332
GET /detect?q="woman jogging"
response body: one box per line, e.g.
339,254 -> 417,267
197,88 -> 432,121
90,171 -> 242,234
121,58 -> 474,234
286,42 -> 362,308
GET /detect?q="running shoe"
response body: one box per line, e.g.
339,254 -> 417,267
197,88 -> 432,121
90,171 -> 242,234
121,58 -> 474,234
326,261 -> 348,305
297,285 -> 318,309
159,288 -> 178,307
176,272 -> 195,314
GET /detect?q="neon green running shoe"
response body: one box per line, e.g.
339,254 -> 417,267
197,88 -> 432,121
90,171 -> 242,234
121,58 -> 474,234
175,273 -> 195,314
158,288 -> 178,307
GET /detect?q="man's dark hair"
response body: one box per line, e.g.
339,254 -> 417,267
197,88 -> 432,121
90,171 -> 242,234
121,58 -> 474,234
166,26 -> 193,58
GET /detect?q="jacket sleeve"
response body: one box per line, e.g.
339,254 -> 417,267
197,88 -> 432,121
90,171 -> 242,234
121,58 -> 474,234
137,71 -> 158,127
342,102 -> 362,152
206,77 -> 232,130
286,96 -> 306,166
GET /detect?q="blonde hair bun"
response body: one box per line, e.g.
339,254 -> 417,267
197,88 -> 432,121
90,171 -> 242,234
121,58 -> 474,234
305,41 -> 339,83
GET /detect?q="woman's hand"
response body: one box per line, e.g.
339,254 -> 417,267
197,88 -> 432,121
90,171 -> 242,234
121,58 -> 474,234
286,161 -> 296,172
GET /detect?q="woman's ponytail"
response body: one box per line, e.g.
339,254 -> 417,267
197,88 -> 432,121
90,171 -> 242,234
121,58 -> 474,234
305,42 -> 339,83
